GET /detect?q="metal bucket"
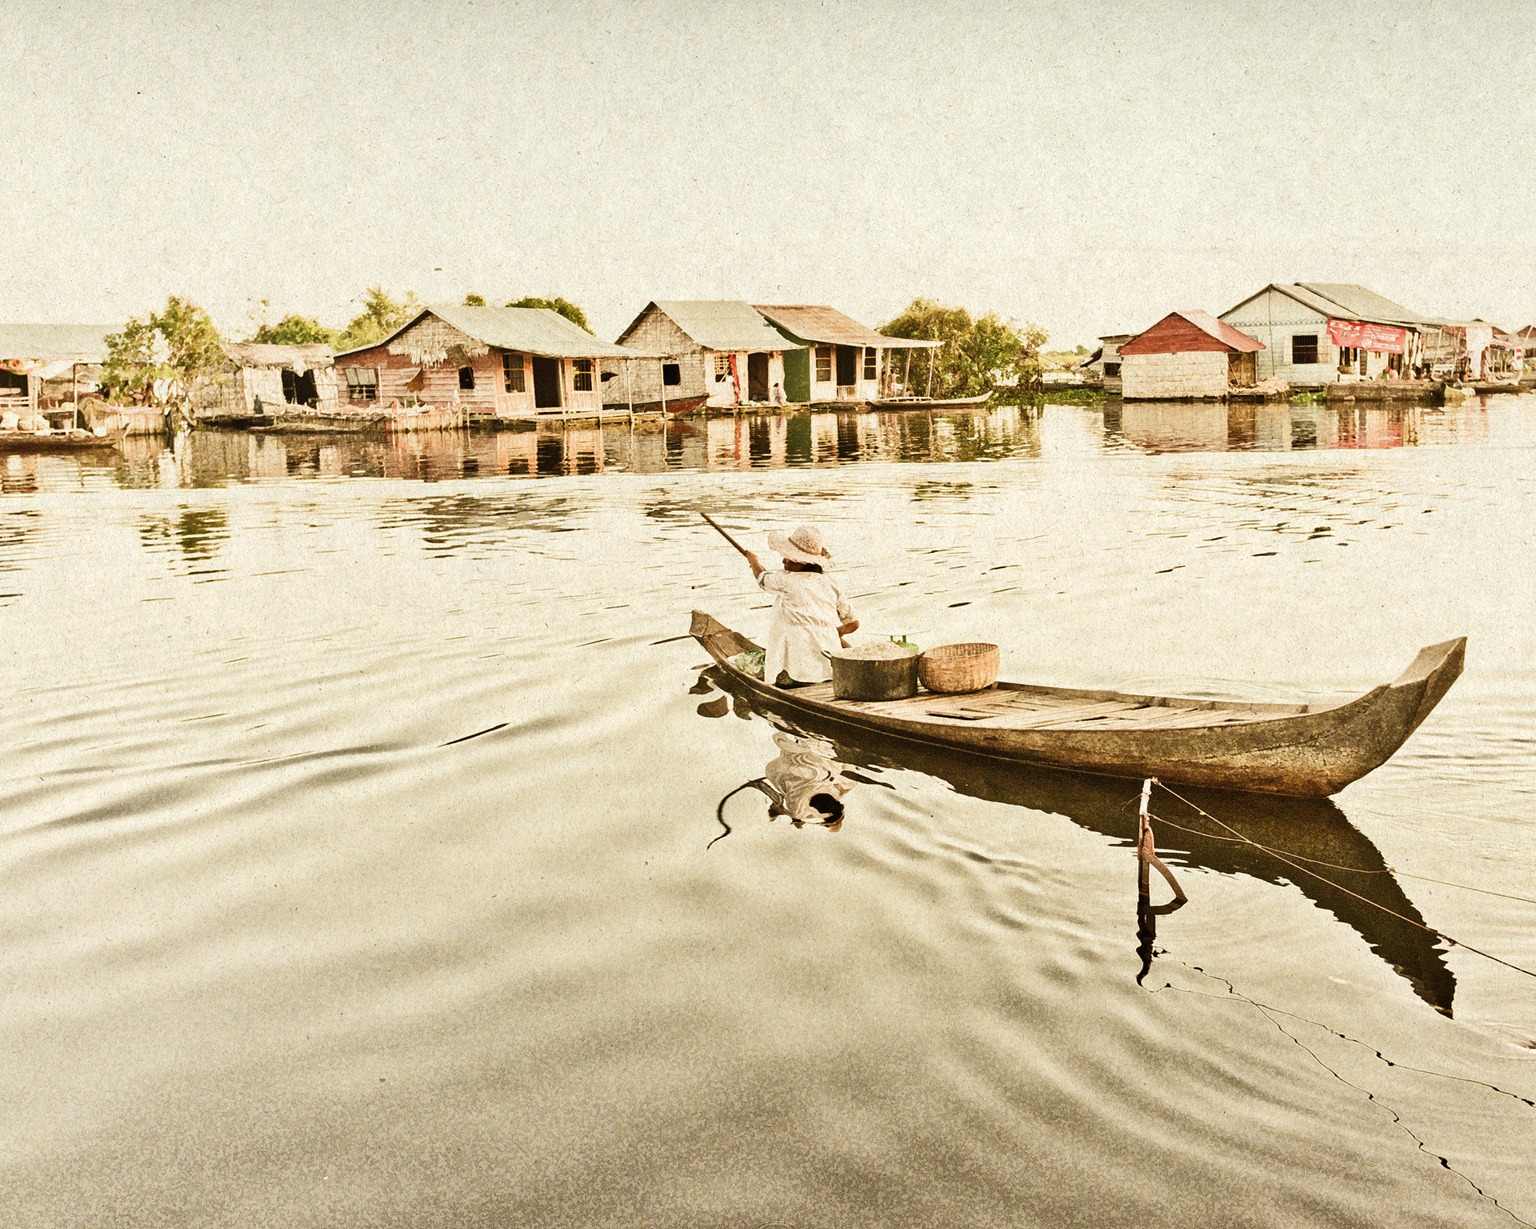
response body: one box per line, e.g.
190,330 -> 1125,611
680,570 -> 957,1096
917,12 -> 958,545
826,648 -> 920,701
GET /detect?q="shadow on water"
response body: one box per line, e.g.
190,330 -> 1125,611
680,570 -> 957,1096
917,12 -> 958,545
697,665 -> 1457,1016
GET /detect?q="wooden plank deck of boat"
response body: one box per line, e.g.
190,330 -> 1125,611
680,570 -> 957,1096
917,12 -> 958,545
781,681 -> 1302,732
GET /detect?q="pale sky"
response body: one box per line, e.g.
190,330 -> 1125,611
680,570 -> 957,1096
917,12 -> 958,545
3,0 -> 1533,347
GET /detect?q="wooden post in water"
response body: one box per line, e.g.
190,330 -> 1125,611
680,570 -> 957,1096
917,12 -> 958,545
626,357 -> 634,426
1137,778 -> 1188,902
660,357 -> 668,422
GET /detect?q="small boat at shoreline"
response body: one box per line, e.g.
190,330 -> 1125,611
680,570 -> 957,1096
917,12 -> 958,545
0,429 -> 123,453
690,612 -> 1465,798
597,394 -> 710,416
866,393 -> 994,410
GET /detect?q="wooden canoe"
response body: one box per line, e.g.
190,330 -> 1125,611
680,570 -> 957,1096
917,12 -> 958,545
690,612 -> 1465,797
0,430 -> 123,453
696,676 -> 1456,1012
866,393 -> 993,410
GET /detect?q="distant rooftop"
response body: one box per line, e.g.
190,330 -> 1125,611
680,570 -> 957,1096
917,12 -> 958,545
1226,283 -> 1428,327
1120,310 -> 1264,355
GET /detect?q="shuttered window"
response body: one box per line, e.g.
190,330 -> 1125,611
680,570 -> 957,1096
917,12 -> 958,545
573,359 -> 594,392
344,367 -> 379,402
863,348 -> 877,380
815,347 -> 833,382
1292,334 -> 1320,364
503,353 -> 526,393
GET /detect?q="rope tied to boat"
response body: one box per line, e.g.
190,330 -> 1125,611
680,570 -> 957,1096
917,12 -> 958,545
1151,780 -> 1536,983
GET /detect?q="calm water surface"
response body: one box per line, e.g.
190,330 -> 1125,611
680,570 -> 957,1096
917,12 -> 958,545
3,399 -> 1535,1226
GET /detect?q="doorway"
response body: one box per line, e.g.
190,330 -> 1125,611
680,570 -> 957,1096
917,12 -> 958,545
747,353 -> 769,402
835,345 -> 857,388
532,357 -> 562,409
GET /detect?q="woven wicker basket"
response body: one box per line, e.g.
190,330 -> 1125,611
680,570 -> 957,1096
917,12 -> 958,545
918,642 -> 1000,694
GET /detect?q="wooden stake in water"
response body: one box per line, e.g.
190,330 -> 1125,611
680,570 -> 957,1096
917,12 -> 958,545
1138,778 -> 1188,902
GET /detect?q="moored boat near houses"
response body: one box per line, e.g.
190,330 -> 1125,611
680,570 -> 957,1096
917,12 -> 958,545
605,301 -> 801,410
1118,311 -> 1264,400
1219,283 -> 1428,388
336,304 -> 652,420
752,304 -> 937,404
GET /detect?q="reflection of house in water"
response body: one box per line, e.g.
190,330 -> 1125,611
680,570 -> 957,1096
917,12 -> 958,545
1113,402 -> 1420,452
137,507 -> 230,565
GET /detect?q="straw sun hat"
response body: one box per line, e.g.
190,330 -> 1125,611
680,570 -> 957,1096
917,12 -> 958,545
767,524 -> 833,568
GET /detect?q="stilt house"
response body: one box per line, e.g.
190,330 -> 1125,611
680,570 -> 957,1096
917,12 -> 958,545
1219,284 -> 1428,387
198,343 -> 339,418
0,323 -> 113,427
1118,311 -> 1264,400
605,301 -> 800,409
753,305 -> 935,404
336,305 -> 650,418
1078,332 -> 1135,393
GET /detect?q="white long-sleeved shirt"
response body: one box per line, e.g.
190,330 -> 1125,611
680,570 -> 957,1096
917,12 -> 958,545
757,569 -> 854,684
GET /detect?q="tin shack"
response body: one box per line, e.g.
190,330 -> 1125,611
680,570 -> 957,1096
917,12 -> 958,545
1118,311 -> 1264,400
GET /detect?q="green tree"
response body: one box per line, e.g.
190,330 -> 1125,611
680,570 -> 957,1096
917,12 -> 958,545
337,286 -> 421,351
880,298 -> 1046,399
505,295 -> 592,334
463,292 -> 487,307
101,296 -> 226,408
250,314 -> 338,346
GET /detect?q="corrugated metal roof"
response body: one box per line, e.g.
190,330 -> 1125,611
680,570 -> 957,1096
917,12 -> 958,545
1226,284 -> 1427,328
754,304 -> 938,349
1120,310 -> 1264,354
631,301 -> 802,353
1295,283 -> 1429,326
223,342 -> 335,369
339,306 -> 653,361
0,323 -> 114,360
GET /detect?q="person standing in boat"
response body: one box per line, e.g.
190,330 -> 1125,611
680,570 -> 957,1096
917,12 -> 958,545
742,524 -> 859,686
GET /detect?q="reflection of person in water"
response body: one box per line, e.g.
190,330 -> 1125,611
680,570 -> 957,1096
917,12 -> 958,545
711,732 -> 856,845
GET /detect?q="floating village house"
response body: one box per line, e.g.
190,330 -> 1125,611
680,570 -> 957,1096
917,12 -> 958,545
337,305 -> 648,418
1117,311 -> 1264,400
196,343 -> 340,420
605,301 -> 800,410
1218,283 -> 1427,387
1079,332 -> 1135,393
0,323 -> 113,426
752,305 -> 936,403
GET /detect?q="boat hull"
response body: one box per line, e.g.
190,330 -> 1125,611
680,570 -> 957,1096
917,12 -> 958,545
690,612 -> 1464,797
866,394 -> 993,410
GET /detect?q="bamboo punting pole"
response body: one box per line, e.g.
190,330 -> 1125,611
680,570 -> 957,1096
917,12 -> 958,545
700,511 -> 752,559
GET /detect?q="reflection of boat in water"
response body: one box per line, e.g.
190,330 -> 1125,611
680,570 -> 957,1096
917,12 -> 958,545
692,613 -> 1465,798
866,393 -> 993,410
700,665 -> 1456,1014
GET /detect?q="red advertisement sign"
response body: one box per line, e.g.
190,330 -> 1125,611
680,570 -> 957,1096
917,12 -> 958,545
1326,318 -> 1407,354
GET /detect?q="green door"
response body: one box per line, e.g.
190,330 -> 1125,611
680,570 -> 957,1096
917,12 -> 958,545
782,349 -> 811,403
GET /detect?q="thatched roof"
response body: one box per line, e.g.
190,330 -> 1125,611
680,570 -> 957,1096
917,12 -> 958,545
223,342 -> 335,370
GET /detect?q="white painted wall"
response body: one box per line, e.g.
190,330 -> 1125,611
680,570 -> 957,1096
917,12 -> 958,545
1221,288 -> 1339,386
1121,351 -> 1228,399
